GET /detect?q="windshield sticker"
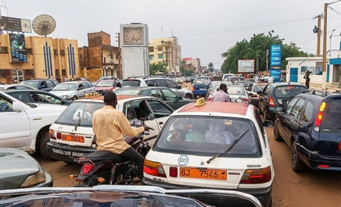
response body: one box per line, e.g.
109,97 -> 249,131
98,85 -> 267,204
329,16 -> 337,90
178,155 -> 189,166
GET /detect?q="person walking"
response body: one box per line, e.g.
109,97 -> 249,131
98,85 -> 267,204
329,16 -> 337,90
64,76 -> 68,82
212,83 -> 231,102
303,70 -> 311,89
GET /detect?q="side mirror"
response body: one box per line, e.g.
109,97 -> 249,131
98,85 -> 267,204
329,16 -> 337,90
263,120 -> 273,128
148,113 -> 155,121
13,101 -> 23,112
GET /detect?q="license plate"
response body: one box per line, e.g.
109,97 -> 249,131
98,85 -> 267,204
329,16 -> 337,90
180,168 -> 227,180
199,88 -> 206,90
61,134 -> 84,143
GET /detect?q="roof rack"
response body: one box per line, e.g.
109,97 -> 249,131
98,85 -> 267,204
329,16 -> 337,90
303,89 -> 329,97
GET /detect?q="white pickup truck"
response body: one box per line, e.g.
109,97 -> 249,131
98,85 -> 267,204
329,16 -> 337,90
0,91 -> 67,159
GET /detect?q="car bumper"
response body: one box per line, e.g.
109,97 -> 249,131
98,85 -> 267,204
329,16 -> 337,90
47,142 -> 95,163
193,90 -> 207,95
143,177 -> 272,207
297,143 -> 341,171
266,107 -> 277,120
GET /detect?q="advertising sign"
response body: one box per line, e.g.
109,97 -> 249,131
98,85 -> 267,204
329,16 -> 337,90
270,69 -> 281,83
9,34 -> 27,63
270,44 -> 282,69
238,59 -> 255,73
0,16 -> 31,33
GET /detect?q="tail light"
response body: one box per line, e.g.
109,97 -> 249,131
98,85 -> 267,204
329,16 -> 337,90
268,96 -> 275,107
207,97 -> 212,101
240,166 -> 271,184
144,160 -> 166,177
314,102 -> 326,131
49,130 -> 55,139
82,163 -> 94,174
339,142 -> 341,151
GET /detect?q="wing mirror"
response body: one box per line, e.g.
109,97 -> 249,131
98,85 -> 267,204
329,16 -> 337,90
13,101 -> 23,112
148,113 -> 155,121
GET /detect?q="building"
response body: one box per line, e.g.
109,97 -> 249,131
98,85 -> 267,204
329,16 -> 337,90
183,57 -> 201,74
0,34 -> 79,84
78,31 -> 120,81
148,37 -> 181,76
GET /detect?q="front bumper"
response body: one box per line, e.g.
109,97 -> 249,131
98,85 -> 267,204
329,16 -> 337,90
47,141 -> 95,163
143,177 -> 272,207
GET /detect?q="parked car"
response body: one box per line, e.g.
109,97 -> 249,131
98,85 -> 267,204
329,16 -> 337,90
258,82 -> 307,121
114,86 -> 194,110
0,148 -> 53,190
274,91 -> 341,172
207,85 -> 250,103
143,99 -> 274,207
175,77 -> 184,84
248,83 -> 267,108
4,90 -> 71,106
0,84 -> 37,91
49,80 -> 96,101
234,80 -> 253,90
19,79 -> 58,92
95,79 -> 119,95
47,95 -> 174,163
122,77 -> 194,99
222,73 -> 234,80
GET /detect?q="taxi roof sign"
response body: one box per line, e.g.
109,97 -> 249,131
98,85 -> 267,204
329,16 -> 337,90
85,92 -> 100,99
195,97 -> 206,107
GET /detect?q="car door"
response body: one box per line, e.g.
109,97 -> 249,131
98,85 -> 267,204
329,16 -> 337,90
277,97 -> 299,143
258,85 -> 269,114
0,94 -> 30,148
165,79 -> 181,89
76,82 -> 87,98
160,88 -> 182,109
297,100 -> 314,145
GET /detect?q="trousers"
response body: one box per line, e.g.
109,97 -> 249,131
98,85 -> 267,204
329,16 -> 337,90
120,147 -> 144,178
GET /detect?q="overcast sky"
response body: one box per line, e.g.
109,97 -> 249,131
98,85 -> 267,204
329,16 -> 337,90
2,0 -> 341,69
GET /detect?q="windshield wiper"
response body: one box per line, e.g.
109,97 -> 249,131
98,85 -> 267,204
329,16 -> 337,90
207,129 -> 250,164
75,111 -> 81,131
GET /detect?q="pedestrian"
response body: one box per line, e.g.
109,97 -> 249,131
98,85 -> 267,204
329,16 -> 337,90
254,74 -> 259,83
303,70 -> 311,89
64,76 -> 68,82
212,83 -> 231,102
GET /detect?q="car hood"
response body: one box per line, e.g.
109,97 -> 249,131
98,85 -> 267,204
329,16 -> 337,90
0,148 -> 40,189
49,91 -> 75,97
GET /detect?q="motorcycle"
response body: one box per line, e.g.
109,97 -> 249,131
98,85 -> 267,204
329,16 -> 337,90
70,119 -> 153,187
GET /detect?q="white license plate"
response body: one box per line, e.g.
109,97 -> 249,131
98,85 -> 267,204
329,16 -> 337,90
199,88 -> 205,90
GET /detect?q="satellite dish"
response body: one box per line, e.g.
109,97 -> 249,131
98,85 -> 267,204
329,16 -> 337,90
32,14 -> 56,36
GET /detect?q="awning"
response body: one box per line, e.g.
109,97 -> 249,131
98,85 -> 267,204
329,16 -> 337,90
329,58 -> 341,65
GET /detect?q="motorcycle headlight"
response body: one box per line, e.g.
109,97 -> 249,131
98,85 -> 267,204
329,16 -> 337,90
21,168 -> 46,187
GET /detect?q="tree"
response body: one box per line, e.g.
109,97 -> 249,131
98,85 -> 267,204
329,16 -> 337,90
208,62 -> 214,72
221,33 -> 309,73
184,69 -> 194,76
150,63 -> 167,75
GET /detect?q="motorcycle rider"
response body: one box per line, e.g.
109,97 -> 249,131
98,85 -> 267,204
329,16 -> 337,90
92,91 -> 150,179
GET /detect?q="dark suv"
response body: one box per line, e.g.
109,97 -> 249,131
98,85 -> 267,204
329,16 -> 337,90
274,90 -> 341,172
258,82 -> 307,121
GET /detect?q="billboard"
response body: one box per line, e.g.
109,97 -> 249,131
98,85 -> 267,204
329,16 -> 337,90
270,44 -> 282,69
0,16 -> 31,33
238,59 -> 255,73
270,69 -> 281,83
9,34 -> 27,63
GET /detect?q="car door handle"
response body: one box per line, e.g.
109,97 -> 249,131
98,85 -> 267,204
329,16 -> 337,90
159,122 -> 164,125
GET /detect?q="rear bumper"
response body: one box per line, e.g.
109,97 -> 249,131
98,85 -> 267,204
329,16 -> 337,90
297,143 -> 341,171
192,89 -> 207,95
142,177 -> 272,207
47,141 -> 95,163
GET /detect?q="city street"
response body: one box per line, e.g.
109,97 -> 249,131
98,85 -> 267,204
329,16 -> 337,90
36,127 -> 341,207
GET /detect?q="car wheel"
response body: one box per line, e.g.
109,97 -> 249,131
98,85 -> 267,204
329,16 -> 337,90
39,130 -> 54,160
273,120 -> 283,141
72,96 -> 78,101
185,94 -> 192,99
291,141 -> 305,172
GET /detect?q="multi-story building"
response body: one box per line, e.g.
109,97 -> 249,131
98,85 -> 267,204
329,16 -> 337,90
0,34 -> 79,84
183,57 -> 201,74
78,31 -> 120,81
148,36 -> 181,76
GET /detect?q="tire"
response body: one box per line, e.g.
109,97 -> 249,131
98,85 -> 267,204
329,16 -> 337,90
273,120 -> 283,141
39,130 -> 54,160
185,94 -> 192,99
291,141 -> 305,172
72,96 -> 78,101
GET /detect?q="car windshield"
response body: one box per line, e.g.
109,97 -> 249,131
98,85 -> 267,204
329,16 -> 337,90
274,85 -> 306,98
19,81 -> 39,89
154,116 -> 261,158
114,88 -> 140,95
321,100 -> 341,133
96,80 -> 114,87
55,102 -> 104,127
227,86 -> 246,95
254,85 -> 265,92
122,80 -> 141,87
52,83 -> 77,91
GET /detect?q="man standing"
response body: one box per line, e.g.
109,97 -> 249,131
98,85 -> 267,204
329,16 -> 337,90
303,70 -> 311,89
254,74 -> 259,83
212,83 -> 231,102
64,76 -> 68,82
92,91 -> 149,178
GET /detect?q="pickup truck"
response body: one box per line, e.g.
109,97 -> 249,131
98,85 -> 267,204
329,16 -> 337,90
0,91 -> 67,159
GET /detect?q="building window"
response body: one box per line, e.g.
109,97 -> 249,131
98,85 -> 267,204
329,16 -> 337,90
149,47 -> 154,52
301,66 -> 322,75
62,69 -> 66,76
0,47 -> 8,54
104,57 -> 106,64
79,54 -> 83,58
158,54 -> 163,59
0,69 -> 10,78
158,46 -> 162,51
26,48 -> 32,55
24,69 -> 34,77
60,50 -> 65,56
12,69 -> 24,83
54,49 -> 58,55
149,55 -> 154,60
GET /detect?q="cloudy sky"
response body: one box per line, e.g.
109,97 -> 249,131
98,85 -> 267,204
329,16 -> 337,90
2,0 -> 341,69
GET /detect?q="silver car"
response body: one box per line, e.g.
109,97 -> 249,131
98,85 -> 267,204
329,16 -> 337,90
50,81 -> 96,101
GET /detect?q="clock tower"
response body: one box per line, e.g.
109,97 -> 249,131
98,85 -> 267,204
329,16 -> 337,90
120,23 -> 149,79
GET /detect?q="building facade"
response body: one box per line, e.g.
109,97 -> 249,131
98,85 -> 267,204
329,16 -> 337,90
149,36 -> 181,76
0,34 -> 79,84
79,31 -> 120,82
183,57 -> 201,74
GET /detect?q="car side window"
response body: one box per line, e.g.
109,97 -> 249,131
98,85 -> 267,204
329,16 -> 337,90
145,80 -> 156,86
146,99 -> 172,118
40,81 -> 47,88
161,89 -> 177,101
78,83 -> 84,90
124,102 -> 138,120
81,82 -> 89,89
264,85 -> 270,95
11,92 -> 31,103
34,93 -> 63,104
46,80 -> 54,88
149,89 -> 163,100
166,79 -> 179,88
0,96 -> 13,112
300,100 -> 314,122
291,98 -> 306,118
155,79 -> 167,87
285,97 -> 299,114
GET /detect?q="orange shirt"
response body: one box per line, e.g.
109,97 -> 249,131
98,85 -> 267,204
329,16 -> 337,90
92,105 -> 144,154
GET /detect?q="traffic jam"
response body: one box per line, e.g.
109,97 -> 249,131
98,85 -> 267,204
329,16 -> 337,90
0,75 -> 341,207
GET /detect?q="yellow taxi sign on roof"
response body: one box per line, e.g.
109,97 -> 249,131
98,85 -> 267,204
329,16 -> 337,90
85,92 -> 100,99
195,97 -> 206,107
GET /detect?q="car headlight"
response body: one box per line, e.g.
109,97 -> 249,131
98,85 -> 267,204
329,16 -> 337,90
21,168 -> 46,187
60,95 -> 69,99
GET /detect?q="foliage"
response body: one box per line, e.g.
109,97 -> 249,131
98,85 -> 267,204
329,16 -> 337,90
221,33 -> 309,73
208,62 -> 214,72
150,63 -> 167,75
184,69 -> 194,76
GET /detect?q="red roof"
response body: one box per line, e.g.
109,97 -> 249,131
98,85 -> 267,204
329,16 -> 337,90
178,102 -> 249,115
90,95 -> 137,101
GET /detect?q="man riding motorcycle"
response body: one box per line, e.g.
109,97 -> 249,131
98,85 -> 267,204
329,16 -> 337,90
92,91 -> 150,179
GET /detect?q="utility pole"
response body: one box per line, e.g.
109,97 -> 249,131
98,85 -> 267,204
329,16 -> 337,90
315,14 -> 322,57
322,3 -> 328,89
117,33 -> 122,79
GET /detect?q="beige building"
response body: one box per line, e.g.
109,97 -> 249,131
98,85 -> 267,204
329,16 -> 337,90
183,57 -> 201,74
148,36 -> 181,76
0,34 -> 80,84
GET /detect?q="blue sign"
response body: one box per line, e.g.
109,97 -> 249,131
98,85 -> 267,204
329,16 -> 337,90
270,69 -> 281,83
270,45 -> 282,68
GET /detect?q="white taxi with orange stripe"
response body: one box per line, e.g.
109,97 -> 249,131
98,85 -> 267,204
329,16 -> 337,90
143,98 -> 274,207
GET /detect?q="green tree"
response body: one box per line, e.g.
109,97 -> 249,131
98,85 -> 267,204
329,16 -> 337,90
184,69 -> 194,76
150,63 -> 167,75
221,33 -> 309,73
208,62 -> 214,72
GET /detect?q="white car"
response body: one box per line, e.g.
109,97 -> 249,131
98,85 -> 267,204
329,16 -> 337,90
207,84 -> 251,103
47,95 -> 174,163
50,81 -> 96,101
143,99 -> 275,207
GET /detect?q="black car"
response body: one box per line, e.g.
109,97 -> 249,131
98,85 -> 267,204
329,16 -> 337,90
248,83 -> 267,108
4,89 -> 71,106
114,86 -> 194,110
258,82 -> 307,121
274,91 -> 341,172
19,79 -> 58,92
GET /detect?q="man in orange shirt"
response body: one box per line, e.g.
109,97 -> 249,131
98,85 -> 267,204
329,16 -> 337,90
92,91 -> 149,178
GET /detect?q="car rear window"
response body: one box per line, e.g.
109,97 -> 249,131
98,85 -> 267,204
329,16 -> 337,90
114,88 -> 140,95
154,116 -> 261,158
55,102 -> 104,127
321,100 -> 341,132
122,80 -> 141,87
273,85 -> 306,98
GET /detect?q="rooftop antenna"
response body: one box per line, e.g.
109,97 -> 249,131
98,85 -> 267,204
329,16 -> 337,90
32,14 -> 56,37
